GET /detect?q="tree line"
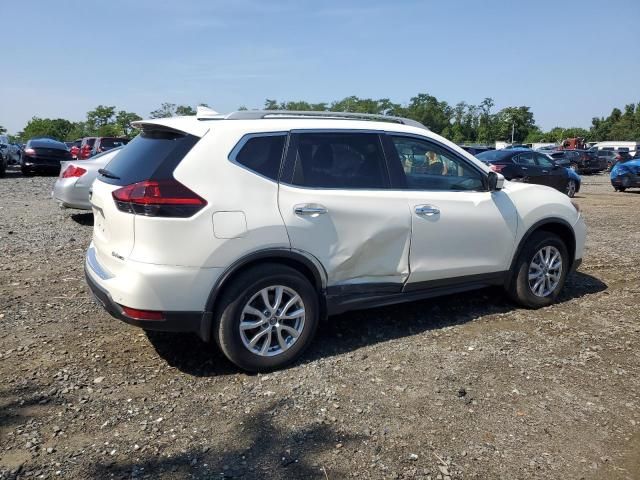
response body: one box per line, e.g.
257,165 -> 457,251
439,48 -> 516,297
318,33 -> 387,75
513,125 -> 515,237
4,95 -> 640,144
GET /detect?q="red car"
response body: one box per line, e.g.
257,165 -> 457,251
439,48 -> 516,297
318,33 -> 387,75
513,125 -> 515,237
90,137 -> 129,156
78,137 -> 97,160
68,139 -> 82,159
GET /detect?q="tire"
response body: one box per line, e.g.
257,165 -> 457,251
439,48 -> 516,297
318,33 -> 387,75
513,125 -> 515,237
21,167 -> 34,177
214,264 -> 319,372
0,160 -> 6,178
565,179 -> 577,198
617,187 -> 626,192
507,231 -> 569,309
621,176 -> 631,189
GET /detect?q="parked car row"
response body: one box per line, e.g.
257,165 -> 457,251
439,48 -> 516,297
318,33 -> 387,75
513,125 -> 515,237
3,135 -> 130,177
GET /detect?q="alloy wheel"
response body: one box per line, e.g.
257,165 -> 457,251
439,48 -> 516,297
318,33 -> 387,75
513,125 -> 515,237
528,246 -> 563,297
239,285 -> 306,357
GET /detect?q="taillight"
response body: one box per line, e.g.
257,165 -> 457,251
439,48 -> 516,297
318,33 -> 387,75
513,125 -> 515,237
112,178 -> 207,217
120,306 -> 164,321
490,164 -> 505,172
61,165 -> 87,178
23,148 -> 36,156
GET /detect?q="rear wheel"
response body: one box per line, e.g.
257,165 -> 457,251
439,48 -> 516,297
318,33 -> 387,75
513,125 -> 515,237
507,231 -> 569,309
0,160 -> 6,178
565,179 -> 577,197
214,264 -> 319,372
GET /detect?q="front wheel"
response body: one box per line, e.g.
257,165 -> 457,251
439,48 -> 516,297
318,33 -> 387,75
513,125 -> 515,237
507,231 -> 569,309
214,264 -> 319,372
565,179 -> 577,198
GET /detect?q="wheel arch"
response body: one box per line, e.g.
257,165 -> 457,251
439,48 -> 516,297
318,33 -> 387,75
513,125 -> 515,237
201,249 -> 328,341
508,218 -> 576,281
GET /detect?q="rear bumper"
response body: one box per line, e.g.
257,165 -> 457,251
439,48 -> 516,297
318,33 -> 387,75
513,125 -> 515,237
84,245 -> 223,340
21,160 -> 61,173
85,265 -> 206,338
52,178 -> 92,210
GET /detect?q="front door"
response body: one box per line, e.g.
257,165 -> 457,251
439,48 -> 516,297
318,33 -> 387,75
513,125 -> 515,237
385,134 -> 519,285
278,131 -> 412,291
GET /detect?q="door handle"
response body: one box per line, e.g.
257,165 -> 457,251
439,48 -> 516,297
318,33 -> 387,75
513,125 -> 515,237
294,204 -> 328,216
521,167 -> 528,170
541,169 -> 549,173
415,205 -> 440,217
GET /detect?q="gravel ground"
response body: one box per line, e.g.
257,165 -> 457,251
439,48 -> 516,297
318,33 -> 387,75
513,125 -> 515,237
1,166 -> 639,480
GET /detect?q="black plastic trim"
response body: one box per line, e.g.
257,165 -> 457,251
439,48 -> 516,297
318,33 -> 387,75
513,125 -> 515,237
326,271 -> 508,315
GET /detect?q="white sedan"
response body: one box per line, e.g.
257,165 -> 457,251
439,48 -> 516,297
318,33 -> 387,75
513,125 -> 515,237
52,147 -> 123,210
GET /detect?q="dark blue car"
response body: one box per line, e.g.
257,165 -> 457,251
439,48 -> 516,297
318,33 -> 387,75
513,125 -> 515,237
476,148 -> 581,197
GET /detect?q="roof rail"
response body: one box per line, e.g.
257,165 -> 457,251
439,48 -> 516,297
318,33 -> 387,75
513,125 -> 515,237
197,109 -> 428,130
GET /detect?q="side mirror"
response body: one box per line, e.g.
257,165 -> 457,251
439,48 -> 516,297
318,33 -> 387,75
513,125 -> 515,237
487,171 -> 504,191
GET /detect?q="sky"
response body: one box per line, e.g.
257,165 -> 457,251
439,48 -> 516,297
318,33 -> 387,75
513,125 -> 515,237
1,0 -> 639,134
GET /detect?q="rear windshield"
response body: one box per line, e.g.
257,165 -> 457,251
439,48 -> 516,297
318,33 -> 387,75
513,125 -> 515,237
476,150 -> 514,163
30,139 -> 67,150
84,138 -> 96,147
98,129 -> 199,186
101,138 -> 129,149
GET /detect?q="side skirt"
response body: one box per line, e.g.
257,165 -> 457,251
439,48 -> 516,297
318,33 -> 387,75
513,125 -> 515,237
326,271 -> 508,316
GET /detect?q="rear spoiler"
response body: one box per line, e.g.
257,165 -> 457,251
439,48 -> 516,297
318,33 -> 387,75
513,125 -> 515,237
131,117 -> 210,138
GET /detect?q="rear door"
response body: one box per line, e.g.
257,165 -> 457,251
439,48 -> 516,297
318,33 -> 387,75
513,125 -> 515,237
278,131 -> 412,291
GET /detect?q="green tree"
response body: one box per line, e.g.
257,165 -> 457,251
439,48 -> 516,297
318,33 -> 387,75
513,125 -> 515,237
494,106 -> 536,143
399,93 -> 452,135
175,105 -> 196,116
150,103 -> 199,118
86,105 -> 116,130
21,117 -> 75,141
0,125 -> 6,134
115,111 -> 142,137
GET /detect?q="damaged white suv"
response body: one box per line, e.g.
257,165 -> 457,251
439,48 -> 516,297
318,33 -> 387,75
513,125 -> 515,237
85,108 -> 586,371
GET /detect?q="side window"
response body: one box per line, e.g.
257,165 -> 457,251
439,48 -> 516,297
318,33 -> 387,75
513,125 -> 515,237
535,153 -> 554,168
233,133 -> 286,181
515,152 -> 535,166
291,132 -> 388,189
390,136 -> 484,191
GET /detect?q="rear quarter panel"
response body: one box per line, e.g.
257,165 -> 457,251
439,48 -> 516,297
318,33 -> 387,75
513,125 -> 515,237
131,125 -> 291,268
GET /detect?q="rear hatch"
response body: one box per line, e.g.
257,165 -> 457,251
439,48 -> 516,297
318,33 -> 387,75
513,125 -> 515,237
90,125 -> 203,275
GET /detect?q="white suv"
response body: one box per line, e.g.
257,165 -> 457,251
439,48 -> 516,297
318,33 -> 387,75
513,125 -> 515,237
85,109 -> 586,371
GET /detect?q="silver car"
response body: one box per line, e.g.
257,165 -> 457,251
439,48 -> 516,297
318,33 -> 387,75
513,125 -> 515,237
52,147 -> 123,210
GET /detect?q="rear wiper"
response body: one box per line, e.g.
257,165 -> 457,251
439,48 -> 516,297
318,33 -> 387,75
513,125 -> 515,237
98,168 -> 120,180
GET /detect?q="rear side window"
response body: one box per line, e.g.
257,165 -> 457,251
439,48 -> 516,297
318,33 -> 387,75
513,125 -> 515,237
98,129 -> 199,186
290,132 -> 388,189
232,133 -> 286,180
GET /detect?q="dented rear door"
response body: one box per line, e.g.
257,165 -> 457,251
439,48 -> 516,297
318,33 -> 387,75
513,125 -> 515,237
278,131 -> 411,290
